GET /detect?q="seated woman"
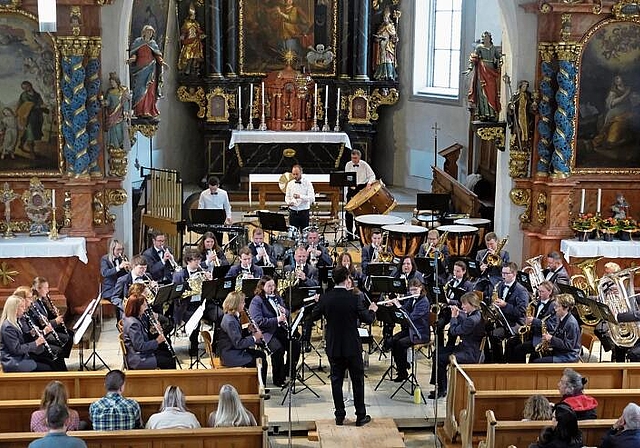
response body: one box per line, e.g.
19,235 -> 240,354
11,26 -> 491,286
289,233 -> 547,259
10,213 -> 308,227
556,367 -> 598,420
31,277 -> 73,359
600,402 -> 640,446
146,385 -> 201,429
208,384 -> 257,427
390,278 -> 431,382
249,276 -> 300,388
528,402 -> 582,448
100,238 -> 131,320
337,252 -> 365,290
522,394 -> 553,421
0,295 -> 52,372
392,256 -> 425,285
198,231 -> 229,272
218,291 -> 268,385
532,294 -> 581,363
429,292 -> 485,399
122,288 -> 176,370
31,380 -> 81,432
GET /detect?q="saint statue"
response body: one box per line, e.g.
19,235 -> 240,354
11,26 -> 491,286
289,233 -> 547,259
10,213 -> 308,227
466,31 -> 503,122
373,8 -> 399,81
178,4 -> 206,76
128,25 -> 164,120
507,80 -> 536,151
102,72 -> 130,151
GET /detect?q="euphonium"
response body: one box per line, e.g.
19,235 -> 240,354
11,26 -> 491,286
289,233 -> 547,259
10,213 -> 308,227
377,231 -> 394,263
523,255 -> 545,295
486,236 -> 509,267
570,256 -> 603,326
598,266 -> 640,348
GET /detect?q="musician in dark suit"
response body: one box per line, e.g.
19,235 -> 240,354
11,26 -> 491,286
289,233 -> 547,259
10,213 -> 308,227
392,256 -> 425,285
249,276 -> 300,387
247,228 -> 275,268
337,252 -> 366,290
436,260 -> 474,348
430,292 -> 485,398
226,247 -> 264,279
114,255 -> 154,320
311,266 -> 378,426
100,239 -> 131,303
475,232 -> 510,287
504,280 -> 558,363
305,229 -> 332,268
218,291 -> 268,385
361,228 -> 382,276
142,231 -> 176,283
390,279 -> 431,382
122,288 -> 175,370
486,262 -> 529,363
532,293 -> 581,363
197,231 -> 229,271
543,251 -> 571,286
417,229 -> 450,285
31,277 -> 73,359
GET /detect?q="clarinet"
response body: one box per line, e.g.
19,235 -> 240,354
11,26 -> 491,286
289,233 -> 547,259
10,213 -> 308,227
29,303 -> 63,345
144,308 -> 182,369
41,295 -> 69,335
23,314 -> 57,360
244,307 -> 273,356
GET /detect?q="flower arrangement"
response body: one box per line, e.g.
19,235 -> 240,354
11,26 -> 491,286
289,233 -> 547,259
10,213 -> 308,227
618,218 -> 638,232
571,213 -> 599,232
599,217 -> 619,233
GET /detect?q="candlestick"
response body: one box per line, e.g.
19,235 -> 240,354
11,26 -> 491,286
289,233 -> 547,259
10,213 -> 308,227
311,83 -> 319,131
580,189 -> 585,215
48,207 -> 58,240
334,87 -> 341,131
261,82 -> 265,107
325,85 -> 329,110
258,82 -> 267,131
597,188 -> 602,214
52,189 -> 55,209
247,83 -> 254,130
236,86 -> 244,130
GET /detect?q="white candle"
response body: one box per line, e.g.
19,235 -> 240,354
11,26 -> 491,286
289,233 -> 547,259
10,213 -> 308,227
51,189 -> 55,209
597,188 -> 602,214
261,82 -> 265,107
314,83 -> 318,109
237,86 -> 242,112
580,189 -> 585,214
336,87 -> 341,111
325,85 -> 329,110
249,83 -> 254,111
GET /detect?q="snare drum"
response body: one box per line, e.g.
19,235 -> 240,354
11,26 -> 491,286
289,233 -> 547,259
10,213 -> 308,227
345,180 -> 397,216
276,225 -> 300,248
356,214 -> 405,245
437,224 -> 479,257
382,224 -> 428,258
454,218 -> 491,249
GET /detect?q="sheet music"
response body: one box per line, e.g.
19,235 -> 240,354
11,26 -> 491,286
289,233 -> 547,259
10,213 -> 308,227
291,307 -> 305,334
73,296 -> 101,345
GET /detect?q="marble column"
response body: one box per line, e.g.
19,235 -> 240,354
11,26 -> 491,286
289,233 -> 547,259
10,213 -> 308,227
224,0 -> 238,77
338,0 -> 351,79
353,0 -> 370,80
207,0 -> 223,78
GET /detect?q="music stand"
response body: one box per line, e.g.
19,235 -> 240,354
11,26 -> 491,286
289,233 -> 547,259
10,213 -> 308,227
211,265 -> 231,280
517,271 -> 533,293
367,262 -> 396,277
369,276 -> 407,295
257,211 -> 288,232
240,278 -> 260,299
416,193 -> 450,224
262,266 -> 276,278
415,257 -> 436,279
329,172 -> 357,248
374,304 -> 407,390
466,260 -> 481,279
152,283 -> 175,314
191,208 -> 226,226
73,296 -> 109,371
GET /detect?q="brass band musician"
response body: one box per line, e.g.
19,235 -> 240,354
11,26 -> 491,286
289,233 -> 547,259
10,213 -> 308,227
248,228 -> 276,268
417,229 -> 450,285
226,247 -> 264,279
101,239 -> 131,315
543,251 -> 570,286
436,260 -> 474,348
305,228 -> 332,268
361,228 -> 382,276
197,232 -> 229,271
142,231 -> 176,283
504,280 -> 558,363
344,149 -> 376,239
531,293 -> 581,363
476,232 -> 510,286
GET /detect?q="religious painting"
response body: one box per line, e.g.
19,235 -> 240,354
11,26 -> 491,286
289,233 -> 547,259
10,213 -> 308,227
0,11 -> 61,175
129,0 -> 170,52
239,0 -> 337,77
574,20 -> 640,173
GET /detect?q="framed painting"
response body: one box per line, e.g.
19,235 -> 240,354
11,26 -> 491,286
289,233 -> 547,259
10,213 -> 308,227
0,10 -> 61,176
239,0 -> 337,76
130,0 -> 170,52
574,19 -> 640,173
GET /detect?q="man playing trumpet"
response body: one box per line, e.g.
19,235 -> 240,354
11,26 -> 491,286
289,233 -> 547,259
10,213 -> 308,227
248,228 -> 276,268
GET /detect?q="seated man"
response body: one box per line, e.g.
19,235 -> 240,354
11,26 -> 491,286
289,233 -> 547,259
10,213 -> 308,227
113,255 -> 153,321
248,228 -> 276,268
543,251 -> 570,286
437,260 -> 474,347
532,294 -> 581,363
89,369 -> 142,430
305,228 -> 332,268
226,247 -> 264,280
28,404 -> 87,448
142,231 -> 176,283
474,232 -> 509,296
417,229 -> 450,285
361,228 -> 382,276
600,402 -> 640,446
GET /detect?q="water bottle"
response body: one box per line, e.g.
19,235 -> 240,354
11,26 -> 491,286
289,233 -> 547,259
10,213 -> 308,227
413,386 -> 422,404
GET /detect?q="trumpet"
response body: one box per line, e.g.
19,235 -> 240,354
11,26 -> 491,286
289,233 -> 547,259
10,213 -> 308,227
163,247 -> 180,271
117,254 -> 131,272
23,314 -> 57,360
144,308 -> 181,369
42,294 -> 69,335
29,302 -> 63,345
207,249 -> 221,268
376,293 -> 419,306
256,245 -> 273,268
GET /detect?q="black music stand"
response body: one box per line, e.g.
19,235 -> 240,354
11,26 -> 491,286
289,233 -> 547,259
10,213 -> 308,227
416,193 -> 451,225
330,172 -> 357,249
257,211 -> 288,232
374,304 -> 407,390
211,265 -> 231,280
74,296 -> 110,371
517,271 -> 534,293
370,276 -> 407,295
191,208 -> 226,226
366,262 -> 396,277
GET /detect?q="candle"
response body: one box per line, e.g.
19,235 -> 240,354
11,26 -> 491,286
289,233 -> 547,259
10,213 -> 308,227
237,86 -> 242,112
580,189 -> 585,214
314,83 -> 318,109
249,83 -> 254,111
51,189 -> 55,209
325,85 -> 329,110
597,188 -> 602,214
261,81 -> 265,107
336,87 -> 341,111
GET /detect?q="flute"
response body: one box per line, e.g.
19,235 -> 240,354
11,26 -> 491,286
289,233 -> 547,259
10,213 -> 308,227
376,293 -> 419,306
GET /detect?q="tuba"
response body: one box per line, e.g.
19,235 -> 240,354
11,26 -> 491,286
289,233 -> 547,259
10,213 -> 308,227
570,257 -> 603,326
522,255 -> 545,295
598,267 -> 640,348
377,231 -> 394,263
486,236 -> 509,267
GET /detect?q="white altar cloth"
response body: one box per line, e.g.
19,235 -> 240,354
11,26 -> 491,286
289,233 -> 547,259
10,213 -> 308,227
229,130 -> 352,148
0,235 -> 88,264
560,239 -> 640,262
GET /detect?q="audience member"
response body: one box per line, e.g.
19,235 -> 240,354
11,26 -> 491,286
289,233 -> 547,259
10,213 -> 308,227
557,368 -> 598,420
89,369 -> 142,430
600,402 -> 640,447
208,384 -> 257,427
31,380 -> 81,432
146,385 -> 201,429
28,404 -> 87,448
529,402 -> 582,448
523,394 -> 553,421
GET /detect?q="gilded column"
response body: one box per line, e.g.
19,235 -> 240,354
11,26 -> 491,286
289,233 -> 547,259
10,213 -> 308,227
353,0 -> 370,80
85,38 -> 102,177
536,43 -> 556,176
207,0 -> 223,78
225,0 -> 238,77
59,37 -> 90,177
551,43 -> 581,178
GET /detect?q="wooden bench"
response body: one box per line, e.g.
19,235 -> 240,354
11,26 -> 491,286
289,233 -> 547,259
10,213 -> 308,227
0,368 -> 260,400
0,427 -> 267,448
478,411 -> 616,448
0,394 -> 264,433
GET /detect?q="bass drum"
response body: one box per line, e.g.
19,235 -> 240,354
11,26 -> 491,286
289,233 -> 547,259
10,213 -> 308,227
345,180 -> 397,216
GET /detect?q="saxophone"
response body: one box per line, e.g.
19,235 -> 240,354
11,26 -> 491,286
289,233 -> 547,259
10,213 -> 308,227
535,315 -> 553,357
518,300 -> 537,343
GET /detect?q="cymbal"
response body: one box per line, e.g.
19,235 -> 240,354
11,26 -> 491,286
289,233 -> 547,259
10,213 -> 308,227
278,172 -> 294,193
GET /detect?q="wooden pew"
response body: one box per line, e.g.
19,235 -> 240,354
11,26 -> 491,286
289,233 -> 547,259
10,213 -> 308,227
0,427 -> 267,448
479,410 -> 616,448
431,166 -> 480,217
0,368 -> 259,400
0,394 -> 263,433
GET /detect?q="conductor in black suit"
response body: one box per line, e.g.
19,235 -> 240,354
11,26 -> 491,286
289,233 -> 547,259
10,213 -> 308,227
311,266 -> 378,427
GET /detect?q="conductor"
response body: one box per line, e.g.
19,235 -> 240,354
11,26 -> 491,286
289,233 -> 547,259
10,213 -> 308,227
312,266 -> 378,427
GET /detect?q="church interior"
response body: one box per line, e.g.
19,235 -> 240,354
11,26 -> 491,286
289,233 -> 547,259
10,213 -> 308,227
2,0 -> 640,446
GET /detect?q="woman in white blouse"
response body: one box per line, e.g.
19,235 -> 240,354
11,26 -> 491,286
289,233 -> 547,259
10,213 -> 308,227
146,385 -> 201,429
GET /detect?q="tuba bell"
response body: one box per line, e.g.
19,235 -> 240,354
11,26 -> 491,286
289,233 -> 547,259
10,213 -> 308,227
598,266 -> 640,348
570,256 -> 603,326
522,255 -> 545,296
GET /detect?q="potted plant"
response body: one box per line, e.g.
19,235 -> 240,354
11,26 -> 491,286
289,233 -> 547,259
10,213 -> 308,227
618,217 -> 638,241
571,213 -> 599,241
599,217 -> 619,241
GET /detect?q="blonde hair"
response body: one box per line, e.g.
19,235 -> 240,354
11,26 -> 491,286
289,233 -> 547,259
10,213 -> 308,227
211,384 -> 256,427
0,295 -> 23,329
223,291 -> 244,314
160,385 -> 188,412
523,394 -> 552,421
12,286 -> 33,300
108,238 -> 124,264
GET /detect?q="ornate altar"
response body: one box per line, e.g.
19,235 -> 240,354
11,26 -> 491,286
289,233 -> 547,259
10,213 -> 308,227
264,64 -> 315,131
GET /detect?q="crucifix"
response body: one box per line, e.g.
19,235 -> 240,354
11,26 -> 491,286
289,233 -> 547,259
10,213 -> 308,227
432,122 -> 441,168
1,182 -> 19,239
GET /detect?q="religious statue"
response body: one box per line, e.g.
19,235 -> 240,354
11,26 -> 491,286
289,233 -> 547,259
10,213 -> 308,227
611,193 -> 630,220
178,4 -> 206,76
466,31 -> 503,122
102,72 -> 130,151
128,25 -> 164,121
507,80 -> 536,151
373,8 -> 399,81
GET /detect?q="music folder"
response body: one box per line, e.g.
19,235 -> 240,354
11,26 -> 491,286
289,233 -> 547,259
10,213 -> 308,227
369,276 -> 406,295
367,262 -> 395,277
415,257 -> 437,278
516,271 -> 533,293
240,278 -> 260,299
283,286 -> 321,312
329,171 -> 356,188
257,211 -> 288,232
466,260 -> 481,279
557,283 -> 617,324
154,283 -> 175,307
211,265 -> 231,279
262,266 -> 276,278
191,208 -> 226,225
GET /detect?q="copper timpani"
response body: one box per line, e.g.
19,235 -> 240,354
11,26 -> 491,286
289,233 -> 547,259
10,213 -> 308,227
454,218 -> 492,250
436,224 -> 479,257
355,214 -> 405,246
381,224 -> 429,258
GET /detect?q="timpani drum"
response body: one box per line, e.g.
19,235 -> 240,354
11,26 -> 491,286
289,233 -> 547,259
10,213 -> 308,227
454,218 -> 492,249
441,213 -> 470,226
344,180 -> 397,216
356,214 -> 405,246
382,224 -> 428,258
437,224 -> 479,257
